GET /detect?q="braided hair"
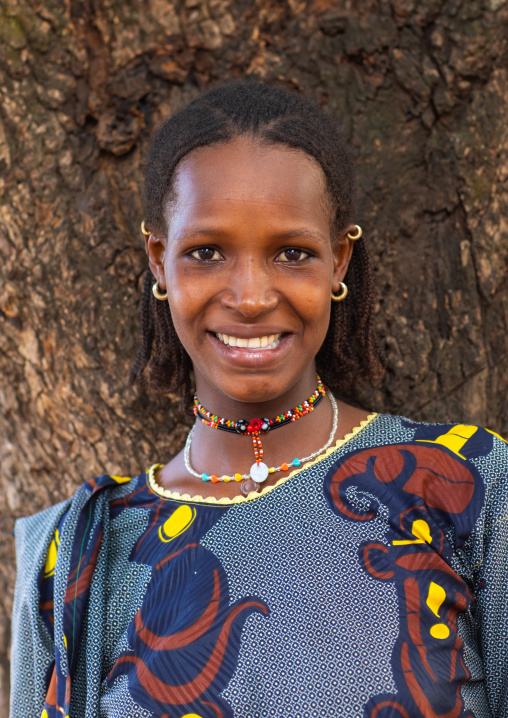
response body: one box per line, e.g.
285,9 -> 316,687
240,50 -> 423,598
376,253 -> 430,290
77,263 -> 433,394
130,79 -> 384,409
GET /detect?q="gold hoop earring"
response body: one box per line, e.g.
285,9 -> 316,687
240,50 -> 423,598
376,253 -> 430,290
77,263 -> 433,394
331,282 -> 348,302
152,281 -> 168,301
141,220 -> 151,236
347,225 -> 362,241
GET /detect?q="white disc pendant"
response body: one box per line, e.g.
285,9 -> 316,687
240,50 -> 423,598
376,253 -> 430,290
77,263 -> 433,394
250,462 -> 269,483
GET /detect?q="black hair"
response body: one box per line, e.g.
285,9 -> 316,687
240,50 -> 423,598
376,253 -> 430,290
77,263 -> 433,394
130,79 -> 384,408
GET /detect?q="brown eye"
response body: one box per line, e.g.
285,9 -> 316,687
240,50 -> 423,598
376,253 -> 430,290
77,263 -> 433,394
191,247 -> 221,261
278,248 -> 309,262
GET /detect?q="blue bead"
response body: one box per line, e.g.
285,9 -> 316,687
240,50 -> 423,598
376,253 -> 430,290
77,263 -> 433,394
202,473 -> 210,481
292,458 -> 301,467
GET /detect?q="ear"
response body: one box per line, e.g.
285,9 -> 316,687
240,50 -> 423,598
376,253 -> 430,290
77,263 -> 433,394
331,224 -> 356,293
144,231 -> 167,290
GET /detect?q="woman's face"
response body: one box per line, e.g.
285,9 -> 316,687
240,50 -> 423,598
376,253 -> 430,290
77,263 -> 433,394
147,137 -> 353,407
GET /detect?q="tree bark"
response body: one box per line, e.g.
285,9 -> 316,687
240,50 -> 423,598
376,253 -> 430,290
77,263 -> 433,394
1,0 -> 507,709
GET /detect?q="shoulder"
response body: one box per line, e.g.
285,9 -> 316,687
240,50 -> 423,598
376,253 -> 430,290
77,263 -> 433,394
339,412 -> 508,508
328,414 -> 507,550
368,413 -> 508,514
370,413 -> 507,464
395,415 -> 506,472
14,472 -> 145,554
14,499 -> 72,580
14,471 -> 148,598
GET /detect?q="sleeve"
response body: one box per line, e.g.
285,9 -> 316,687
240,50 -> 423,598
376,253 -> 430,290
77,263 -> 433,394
9,500 -> 71,718
473,434 -> 508,717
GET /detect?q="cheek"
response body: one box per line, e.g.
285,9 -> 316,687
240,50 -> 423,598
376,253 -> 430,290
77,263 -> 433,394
292,282 -> 330,318
313,301 -> 332,341
164,271 -> 195,342
164,264 -> 194,314
164,267 -> 217,360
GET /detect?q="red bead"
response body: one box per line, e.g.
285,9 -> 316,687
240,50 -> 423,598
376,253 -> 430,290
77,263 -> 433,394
247,418 -> 264,433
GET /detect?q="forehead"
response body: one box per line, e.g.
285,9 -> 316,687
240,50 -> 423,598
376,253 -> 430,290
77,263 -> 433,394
167,137 -> 331,226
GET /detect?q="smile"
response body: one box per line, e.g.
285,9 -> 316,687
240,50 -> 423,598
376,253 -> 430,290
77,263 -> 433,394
216,333 -> 282,350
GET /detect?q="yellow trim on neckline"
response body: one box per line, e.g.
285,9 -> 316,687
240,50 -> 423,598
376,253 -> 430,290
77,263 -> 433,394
146,412 -> 379,505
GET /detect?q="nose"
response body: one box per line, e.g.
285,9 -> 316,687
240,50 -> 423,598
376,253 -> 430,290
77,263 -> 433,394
220,259 -> 278,317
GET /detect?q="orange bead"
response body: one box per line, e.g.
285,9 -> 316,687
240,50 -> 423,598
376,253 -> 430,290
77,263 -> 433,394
211,475 -> 219,483
281,462 -> 289,471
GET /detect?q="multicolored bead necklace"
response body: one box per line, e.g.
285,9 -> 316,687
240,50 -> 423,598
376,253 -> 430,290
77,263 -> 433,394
184,380 -> 338,493
193,376 -> 326,482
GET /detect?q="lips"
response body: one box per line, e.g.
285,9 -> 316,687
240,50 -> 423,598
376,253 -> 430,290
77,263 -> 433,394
208,331 -> 293,368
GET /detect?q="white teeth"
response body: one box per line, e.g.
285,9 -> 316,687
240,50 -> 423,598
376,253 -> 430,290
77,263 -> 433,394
216,333 -> 282,349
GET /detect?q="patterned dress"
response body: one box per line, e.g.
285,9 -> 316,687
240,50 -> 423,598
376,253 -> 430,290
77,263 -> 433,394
9,414 -> 508,718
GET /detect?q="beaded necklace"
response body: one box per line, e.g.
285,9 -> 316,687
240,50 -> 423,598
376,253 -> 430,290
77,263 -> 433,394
193,375 -> 325,479
185,386 -> 338,493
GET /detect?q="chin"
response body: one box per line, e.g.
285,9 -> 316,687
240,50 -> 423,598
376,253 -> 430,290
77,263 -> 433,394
221,379 -> 285,405
192,350 -> 318,408
217,368 -> 315,407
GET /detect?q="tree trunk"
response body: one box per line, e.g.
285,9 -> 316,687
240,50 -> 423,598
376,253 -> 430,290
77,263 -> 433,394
1,0 -> 507,709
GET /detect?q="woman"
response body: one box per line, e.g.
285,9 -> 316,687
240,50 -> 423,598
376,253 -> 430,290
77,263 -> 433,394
10,81 -> 508,718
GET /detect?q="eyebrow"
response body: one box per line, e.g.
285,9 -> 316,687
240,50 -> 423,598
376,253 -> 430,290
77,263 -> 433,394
179,227 -> 329,244
270,228 -> 329,243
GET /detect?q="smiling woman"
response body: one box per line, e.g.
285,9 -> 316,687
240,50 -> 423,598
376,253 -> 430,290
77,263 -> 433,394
151,138 -> 339,397
10,81 -> 508,718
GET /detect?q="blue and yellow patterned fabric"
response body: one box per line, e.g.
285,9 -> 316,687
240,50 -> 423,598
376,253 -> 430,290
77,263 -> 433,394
9,414 -> 508,717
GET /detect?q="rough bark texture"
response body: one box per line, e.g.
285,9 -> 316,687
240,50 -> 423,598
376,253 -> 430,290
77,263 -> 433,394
1,0 -> 507,709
